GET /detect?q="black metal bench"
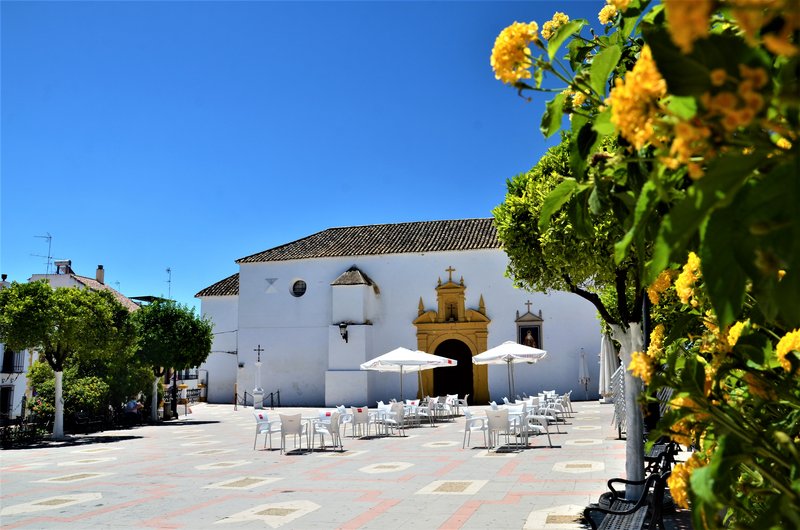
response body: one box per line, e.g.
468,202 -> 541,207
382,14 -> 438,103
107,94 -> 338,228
72,411 -> 103,434
584,470 -> 671,530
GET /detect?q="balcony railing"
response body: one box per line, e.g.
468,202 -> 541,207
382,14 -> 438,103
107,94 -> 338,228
1,352 -> 24,374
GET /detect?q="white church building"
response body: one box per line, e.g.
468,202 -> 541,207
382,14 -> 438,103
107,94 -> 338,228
195,218 -> 601,407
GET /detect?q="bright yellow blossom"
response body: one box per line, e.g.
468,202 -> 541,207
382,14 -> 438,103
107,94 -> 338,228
541,12 -> 569,40
664,0 -> 714,53
607,46 -> 667,149
599,4 -> 618,25
675,252 -> 701,305
668,453 -> 705,508
710,68 -> 727,86
776,329 -> 800,372
727,321 -> 747,346
647,324 -> 665,359
647,270 -> 673,304
610,0 -> 631,11
491,22 -> 539,85
629,350 -> 655,384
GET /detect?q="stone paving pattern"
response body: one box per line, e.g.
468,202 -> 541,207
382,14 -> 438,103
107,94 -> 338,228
0,401 -> 687,529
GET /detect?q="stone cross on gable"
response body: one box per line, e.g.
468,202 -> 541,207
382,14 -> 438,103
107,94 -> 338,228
525,300 -> 532,313
445,266 -> 456,282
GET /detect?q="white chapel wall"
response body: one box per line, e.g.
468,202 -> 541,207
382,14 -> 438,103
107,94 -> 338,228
203,248 -> 603,407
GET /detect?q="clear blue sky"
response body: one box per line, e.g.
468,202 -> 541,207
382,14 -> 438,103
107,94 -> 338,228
2,1 -> 602,311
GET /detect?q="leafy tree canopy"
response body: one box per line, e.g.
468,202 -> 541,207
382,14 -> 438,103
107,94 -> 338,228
132,300 -> 213,374
493,135 -> 643,327
0,281 -> 125,370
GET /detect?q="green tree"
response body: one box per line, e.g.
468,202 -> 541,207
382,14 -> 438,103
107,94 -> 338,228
131,300 -> 212,421
494,135 -> 651,492
0,281 -> 127,438
490,0 -> 799,525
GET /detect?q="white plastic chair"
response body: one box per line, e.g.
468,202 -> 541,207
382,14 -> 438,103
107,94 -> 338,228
527,413 -> 554,447
279,413 -> 308,454
382,402 -> 406,436
336,405 -> 353,438
350,406 -> 372,437
462,406 -> 488,449
456,394 -> 470,415
253,411 -> 281,450
313,411 -> 344,452
485,409 -> 516,451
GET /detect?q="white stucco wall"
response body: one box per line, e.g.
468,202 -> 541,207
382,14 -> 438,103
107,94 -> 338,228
199,295 -> 239,404
200,248 -> 603,407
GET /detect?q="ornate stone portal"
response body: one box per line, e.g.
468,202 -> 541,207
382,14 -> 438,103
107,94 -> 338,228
413,268 -> 490,403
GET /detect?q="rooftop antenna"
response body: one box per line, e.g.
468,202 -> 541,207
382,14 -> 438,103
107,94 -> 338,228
33,233 -> 54,274
166,267 -> 172,299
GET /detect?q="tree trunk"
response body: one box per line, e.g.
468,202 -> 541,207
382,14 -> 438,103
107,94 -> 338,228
151,378 -> 159,422
53,370 -> 65,439
610,322 -> 645,499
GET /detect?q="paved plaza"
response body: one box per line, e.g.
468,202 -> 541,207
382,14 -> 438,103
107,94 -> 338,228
0,401 -> 684,529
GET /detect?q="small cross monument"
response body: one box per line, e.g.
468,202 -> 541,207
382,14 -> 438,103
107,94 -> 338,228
253,344 -> 265,409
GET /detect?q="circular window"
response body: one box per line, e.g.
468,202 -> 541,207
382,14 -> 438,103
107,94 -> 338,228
291,280 -> 307,297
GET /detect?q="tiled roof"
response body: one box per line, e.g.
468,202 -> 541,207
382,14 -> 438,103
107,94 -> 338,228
236,218 -> 499,264
71,275 -> 140,312
195,273 -> 239,298
331,266 -> 376,286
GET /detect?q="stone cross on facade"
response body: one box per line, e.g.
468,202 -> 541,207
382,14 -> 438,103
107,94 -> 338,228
445,266 -> 456,282
253,344 -> 264,363
525,300 -> 532,313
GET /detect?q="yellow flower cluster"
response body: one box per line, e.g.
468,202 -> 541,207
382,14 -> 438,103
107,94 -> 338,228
610,0 -> 631,11
668,453 -> 705,508
647,324 -> 666,358
563,88 -> 589,111
727,320 -> 747,346
607,46 -> 667,149
491,22 -> 539,85
664,0 -> 714,53
665,120 -> 712,179
731,0 -> 799,56
542,12 -> 569,41
776,328 -> 800,372
628,350 -> 655,384
599,4 -> 618,25
647,270 -> 674,305
700,65 -> 768,135
675,252 -> 702,305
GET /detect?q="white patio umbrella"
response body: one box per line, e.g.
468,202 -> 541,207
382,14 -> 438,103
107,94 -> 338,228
360,347 -> 457,401
472,341 -> 547,399
579,348 -> 591,401
598,334 -> 618,403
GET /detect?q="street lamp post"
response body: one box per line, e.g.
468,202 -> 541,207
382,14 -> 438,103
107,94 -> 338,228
253,344 -> 264,409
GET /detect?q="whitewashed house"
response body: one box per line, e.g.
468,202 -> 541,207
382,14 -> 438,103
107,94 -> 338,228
196,219 -> 602,407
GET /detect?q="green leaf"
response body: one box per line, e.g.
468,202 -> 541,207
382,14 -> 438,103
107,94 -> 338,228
647,153 -> 766,282
699,204 -> 747,329
540,92 -> 567,138
547,19 -> 587,61
589,44 -> 622,98
664,95 -> 697,120
569,189 -> 594,239
592,108 -> 616,135
645,28 -> 710,96
615,181 -> 658,264
538,178 -> 580,230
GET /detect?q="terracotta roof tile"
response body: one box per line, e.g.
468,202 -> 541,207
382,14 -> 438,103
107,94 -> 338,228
195,273 -> 239,298
236,218 -> 498,264
71,275 -> 140,312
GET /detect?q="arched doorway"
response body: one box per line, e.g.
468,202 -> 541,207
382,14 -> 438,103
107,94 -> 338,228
432,339 -> 473,401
